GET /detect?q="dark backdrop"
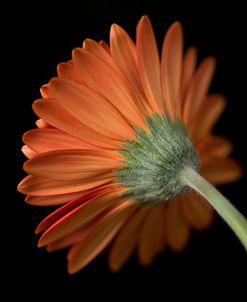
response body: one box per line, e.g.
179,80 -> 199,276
13,0 -> 246,299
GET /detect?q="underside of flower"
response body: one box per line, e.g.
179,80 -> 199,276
117,113 -> 199,204
17,15 -> 246,273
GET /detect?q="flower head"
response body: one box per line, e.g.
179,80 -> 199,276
18,16 -> 243,273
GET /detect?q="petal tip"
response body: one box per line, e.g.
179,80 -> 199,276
137,15 -> 151,30
108,259 -> 121,273
37,237 -> 46,248
67,262 -> 77,275
17,179 -> 26,194
72,47 -> 83,60
83,38 -> 95,49
35,226 -> 42,235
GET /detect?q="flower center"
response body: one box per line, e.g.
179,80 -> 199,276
117,113 -> 199,204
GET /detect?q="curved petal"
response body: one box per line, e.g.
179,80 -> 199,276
50,78 -> 134,140
67,200 -> 136,273
72,48 -> 145,128
35,184 -> 115,233
32,98 -> 122,149
136,16 -> 164,113
110,24 -> 152,117
180,192 -> 214,230
183,57 -> 216,124
152,204 -> 167,254
201,158 -> 243,185
161,22 -> 183,116
40,84 -> 54,98
57,61 -> 83,83
165,199 -> 190,252
17,172 -> 114,196
138,205 -> 161,266
99,40 -> 110,53
23,128 -> 98,153
110,24 -> 141,92
197,136 -> 233,160
25,191 -> 86,206
24,149 -> 123,180
108,205 -> 150,271
181,47 -> 197,102
36,119 -> 50,128
191,94 -> 226,142
38,189 -> 126,247
83,39 -> 119,72
47,223 -> 93,252
21,145 -> 38,159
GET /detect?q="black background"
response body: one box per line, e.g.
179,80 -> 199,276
12,0 -> 246,299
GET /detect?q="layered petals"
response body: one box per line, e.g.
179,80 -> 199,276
18,173 -> 114,196
201,158 -> 242,185
166,199 -> 190,252
32,98 -> 122,148
161,22 -> 183,116
136,16 -> 164,113
18,16 -> 241,273
181,192 -> 214,230
183,57 -> 216,124
109,205 -> 150,271
38,189 -> 125,247
138,205 -> 165,265
50,77 -> 134,140
72,48 -> 146,128
23,128 -> 97,153
67,200 -> 136,273
24,149 -> 122,180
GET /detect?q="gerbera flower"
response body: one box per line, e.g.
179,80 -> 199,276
18,15 -> 247,274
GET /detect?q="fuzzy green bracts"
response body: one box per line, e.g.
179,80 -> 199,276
117,114 -> 199,204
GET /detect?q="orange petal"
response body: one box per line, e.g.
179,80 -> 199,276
57,61 -> 83,83
35,184 -> 115,233
21,145 -> 38,159
110,24 -> 152,117
17,172 -> 114,196
83,39 -> 119,73
24,149 -> 122,180
201,158 -> 243,185
191,94 -> 226,142
136,16 -> 164,113
72,48 -> 145,128
25,191 -> 87,206
161,22 -> 183,116
183,57 -> 216,124
67,200 -> 135,274
50,78 -> 134,140
99,40 -> 110,53
40,84 -> 54,98
153,205 -> 167,254
108,205 -> 150,272
36,119 -> 50,128
47,223 -> 93,252
38,189 -> 125,247
32,98 -> 121,149
197,136 -> 233,160
138,205 -> 162,266
180,192 -> 214,230
181,47 -> 197,101
165,199 -> 190,252
23,128 -> 98,153
110,25 -> 141,92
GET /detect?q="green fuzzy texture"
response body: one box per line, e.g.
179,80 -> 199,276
117,113 -> 199,204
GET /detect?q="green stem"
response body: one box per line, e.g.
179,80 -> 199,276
181,167 -> 247,252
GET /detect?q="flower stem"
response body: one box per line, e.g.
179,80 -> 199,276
181,167 -> 247,252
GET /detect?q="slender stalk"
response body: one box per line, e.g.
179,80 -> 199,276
181,167 -> 247,252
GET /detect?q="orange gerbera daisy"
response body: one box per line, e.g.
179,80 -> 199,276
18,16 -> 247,274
